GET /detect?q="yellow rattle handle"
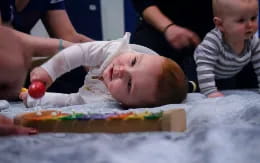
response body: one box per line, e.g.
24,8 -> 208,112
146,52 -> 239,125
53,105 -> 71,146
20,88 -> 28,93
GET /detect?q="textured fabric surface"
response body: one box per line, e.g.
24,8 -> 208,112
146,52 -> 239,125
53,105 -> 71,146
1,90 -> 260,163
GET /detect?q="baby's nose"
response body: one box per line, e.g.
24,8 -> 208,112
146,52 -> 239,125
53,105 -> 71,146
114,66 -> 127,78
247,20 -> 254,28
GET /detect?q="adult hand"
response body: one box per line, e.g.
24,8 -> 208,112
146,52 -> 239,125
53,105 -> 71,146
207,91 -> 224,98
0,115 -> 37,136
74,33 -> 94,43
164,25 -> 201,50
30,67 -> 53,89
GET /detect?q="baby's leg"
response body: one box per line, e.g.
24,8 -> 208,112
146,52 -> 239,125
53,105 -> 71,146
26,92 -> 84,108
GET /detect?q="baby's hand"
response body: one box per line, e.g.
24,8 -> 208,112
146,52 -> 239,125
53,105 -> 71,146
207,91 -> 224,98
19,89 -> 29,107
30,67 -> 53,88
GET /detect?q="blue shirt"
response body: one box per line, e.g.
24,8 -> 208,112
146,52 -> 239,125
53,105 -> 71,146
11,0 -> 65,33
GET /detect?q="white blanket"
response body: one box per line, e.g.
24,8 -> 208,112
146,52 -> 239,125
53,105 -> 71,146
1,89 -> 260,163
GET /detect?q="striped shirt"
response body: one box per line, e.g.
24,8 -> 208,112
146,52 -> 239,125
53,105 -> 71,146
194,28 -> 260,96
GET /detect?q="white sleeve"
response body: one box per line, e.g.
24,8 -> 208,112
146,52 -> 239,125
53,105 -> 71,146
41,44 -> 86,81
26,92 -> 84,108
41,41 -> 111,81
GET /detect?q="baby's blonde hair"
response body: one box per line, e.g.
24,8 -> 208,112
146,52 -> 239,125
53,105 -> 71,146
213,0 -> 258,17
153,57 -> 188,106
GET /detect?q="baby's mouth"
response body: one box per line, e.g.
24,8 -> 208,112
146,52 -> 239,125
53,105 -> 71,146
109,65 -> 114,81
246,31 -> 252,35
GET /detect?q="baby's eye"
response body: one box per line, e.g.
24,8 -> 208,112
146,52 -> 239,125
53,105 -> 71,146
251,16 -> 257,21
237,18 -> 245,23
131,57 -> 137,66
128,78 -> 132,92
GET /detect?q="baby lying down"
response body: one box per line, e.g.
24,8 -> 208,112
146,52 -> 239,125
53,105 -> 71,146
20,33 -> 188,108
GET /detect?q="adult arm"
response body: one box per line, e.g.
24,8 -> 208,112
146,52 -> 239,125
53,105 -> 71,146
11,27 -> 73,57
42,10 -> 93,42
131,0 -> 200,49
132,0 -> 172,33
0,26 -> 72,100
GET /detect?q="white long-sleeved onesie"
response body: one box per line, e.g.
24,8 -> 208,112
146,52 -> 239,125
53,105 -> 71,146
26,33 -> 158,107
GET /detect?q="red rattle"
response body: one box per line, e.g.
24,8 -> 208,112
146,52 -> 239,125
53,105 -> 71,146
28,81 -> 46,99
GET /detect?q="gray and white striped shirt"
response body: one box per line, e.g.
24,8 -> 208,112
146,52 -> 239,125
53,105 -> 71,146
194,28 -> 260,96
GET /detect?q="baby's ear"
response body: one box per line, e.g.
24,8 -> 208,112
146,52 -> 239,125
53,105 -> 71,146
213,17 -> 224,31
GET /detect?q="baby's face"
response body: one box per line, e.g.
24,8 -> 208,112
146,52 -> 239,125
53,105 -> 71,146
102,52 -> 163,107
220,0 -> 258,40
